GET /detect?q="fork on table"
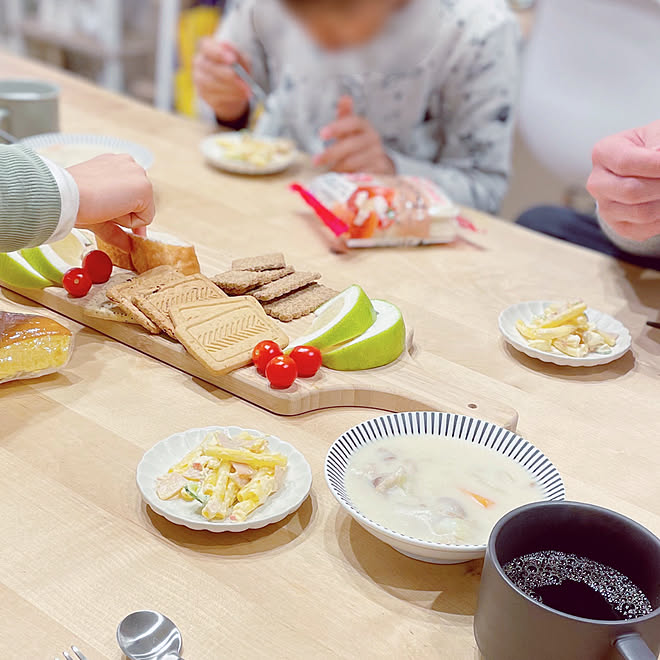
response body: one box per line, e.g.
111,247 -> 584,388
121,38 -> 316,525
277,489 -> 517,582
54,646 -> 88,660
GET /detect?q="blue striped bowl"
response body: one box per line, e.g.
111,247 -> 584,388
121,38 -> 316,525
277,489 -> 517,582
325,412 -> 565,564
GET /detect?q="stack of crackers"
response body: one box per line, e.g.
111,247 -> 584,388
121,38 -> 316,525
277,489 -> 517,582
79,253 -> 337,375
83,265 -> 288,374
212,252 -> 337,322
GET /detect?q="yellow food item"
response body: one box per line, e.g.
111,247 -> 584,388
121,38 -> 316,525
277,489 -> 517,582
156,431 -> 287,522
516,301 -> 618,358
216,134 -> 293,167
0,311 -> 72,382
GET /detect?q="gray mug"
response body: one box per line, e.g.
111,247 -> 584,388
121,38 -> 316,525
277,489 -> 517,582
474,501 -> 660,660
0,79 -> 59,140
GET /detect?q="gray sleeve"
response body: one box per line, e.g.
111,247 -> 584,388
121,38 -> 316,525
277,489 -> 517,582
391,17 -> 520,214
597,211 -> 660,259
0,145 -> 62,253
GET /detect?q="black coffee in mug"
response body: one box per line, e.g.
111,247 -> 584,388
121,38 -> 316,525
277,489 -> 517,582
503,550 -> 653,621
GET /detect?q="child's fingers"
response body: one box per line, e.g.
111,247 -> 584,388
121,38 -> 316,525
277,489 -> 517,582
316,133 -> 373,168
90,222 -> 132,253
199,38 -> 237,65
334,146 -> 382,173
336,95 -> 354,120
320,115 -> 366,141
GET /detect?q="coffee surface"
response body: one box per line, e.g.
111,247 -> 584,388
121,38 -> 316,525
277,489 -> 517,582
503,550 -> 653,621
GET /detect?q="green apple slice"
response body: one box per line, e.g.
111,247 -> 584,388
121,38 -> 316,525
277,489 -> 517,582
321,299 -> 406,371
289,285 -> 376,351
21,229 -> 88,285
0,251 -> 52,289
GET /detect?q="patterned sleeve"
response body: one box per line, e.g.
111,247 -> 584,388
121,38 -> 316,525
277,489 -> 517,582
0,145 -> 66,253
389,16 -> 521,214
217,0 -> 271,93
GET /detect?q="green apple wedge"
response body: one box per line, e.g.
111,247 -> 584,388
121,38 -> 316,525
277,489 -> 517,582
0,251 -> 52,289
21,229 -> 89,285
321,300 -> 406,371
288,285 -> 377,351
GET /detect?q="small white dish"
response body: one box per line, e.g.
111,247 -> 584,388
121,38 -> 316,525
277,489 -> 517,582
325,412 -> 565,564
137,426 -> 312,532
499,301 -> 632,367
200,132 -> 298,175
20,132 -> 154,169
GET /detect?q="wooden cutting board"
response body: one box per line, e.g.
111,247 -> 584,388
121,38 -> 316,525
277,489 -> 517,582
1,261 -> 518,429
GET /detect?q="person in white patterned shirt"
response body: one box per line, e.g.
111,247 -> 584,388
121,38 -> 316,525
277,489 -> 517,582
194,0 -> 520,214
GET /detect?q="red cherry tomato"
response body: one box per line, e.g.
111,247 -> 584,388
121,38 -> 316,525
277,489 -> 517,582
62,267 -> 92,298
82,250 -> 113,284
252,340 -> 283,375
265,355 -> 298,389
289,345 -> 322,378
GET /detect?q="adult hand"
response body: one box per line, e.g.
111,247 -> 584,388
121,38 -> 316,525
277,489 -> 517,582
315,96 -> 395,175
193,38 -> 251,122
587,120 -> 660,241
67,154 -> 155,252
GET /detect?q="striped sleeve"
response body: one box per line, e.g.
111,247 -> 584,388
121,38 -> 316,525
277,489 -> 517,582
0,145 -> 63,252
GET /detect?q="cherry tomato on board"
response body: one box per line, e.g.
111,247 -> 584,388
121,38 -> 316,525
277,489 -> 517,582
289,345 -> 322,378
252,340 -> 283,375
82,250 -> 113,284
265,355 -> 298,389
63,267 -> 92,298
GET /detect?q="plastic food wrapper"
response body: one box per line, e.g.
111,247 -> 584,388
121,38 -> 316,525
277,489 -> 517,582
0,310 -> 74,384
291,173 -> 460,248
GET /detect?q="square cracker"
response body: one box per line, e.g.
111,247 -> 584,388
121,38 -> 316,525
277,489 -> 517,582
133,273 -> 226,338
231,253 -> 286,272
262,284 -> 338,322
250,271 -> 321,302
170,297 -> 289,374
107,266 -> 185,334
83,272 -> 137,323
212,266 -> 294,295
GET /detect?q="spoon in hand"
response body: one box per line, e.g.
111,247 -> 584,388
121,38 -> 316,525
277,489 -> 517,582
116,610 -> 184,660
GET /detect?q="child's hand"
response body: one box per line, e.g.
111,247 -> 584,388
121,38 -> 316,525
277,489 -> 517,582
587,120 -> 660,241
67,154 -> 155,251
316,96 -> 395,175
193,38 -> 251,122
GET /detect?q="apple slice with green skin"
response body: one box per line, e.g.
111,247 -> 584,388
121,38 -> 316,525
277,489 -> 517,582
321,300 -> 406,371
21,229 -> 89,285
0,251 -> 52,289
288,285 -> 376,351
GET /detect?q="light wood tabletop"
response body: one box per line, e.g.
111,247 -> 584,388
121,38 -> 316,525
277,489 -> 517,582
1,52 -> 658,659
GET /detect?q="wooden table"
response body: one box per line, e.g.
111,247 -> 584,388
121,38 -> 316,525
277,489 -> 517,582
1,52 -> 658,659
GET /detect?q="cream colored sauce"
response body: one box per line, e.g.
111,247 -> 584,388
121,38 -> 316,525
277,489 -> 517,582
345,435 -> 544,545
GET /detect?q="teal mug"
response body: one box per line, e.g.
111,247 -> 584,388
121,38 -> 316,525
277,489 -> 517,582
474,501 -> 660,660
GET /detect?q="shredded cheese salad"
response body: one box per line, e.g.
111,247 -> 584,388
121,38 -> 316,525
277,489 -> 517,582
156,430 -> 287,522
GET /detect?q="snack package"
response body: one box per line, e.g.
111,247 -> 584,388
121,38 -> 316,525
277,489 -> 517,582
291,173 -> 460,248
0,310 -> 74,384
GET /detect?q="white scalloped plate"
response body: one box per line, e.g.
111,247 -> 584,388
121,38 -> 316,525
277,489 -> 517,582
200,132 -> 299,175
137,426 -> 312,532
499,301 -> 632,367
20,133 -> 154,169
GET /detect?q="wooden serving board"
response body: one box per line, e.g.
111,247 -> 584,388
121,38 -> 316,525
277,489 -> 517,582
2,263 -> 518,429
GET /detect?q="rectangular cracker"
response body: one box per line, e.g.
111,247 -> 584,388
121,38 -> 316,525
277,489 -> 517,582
171,297 -> 289,374
107,266 -> 185,334
250,271 -> 321,302
231,253 -> 286,272
212,266 -> 294,295
83,272 -> 137,323
262,284 -> 338,322
133,273 -> 227,338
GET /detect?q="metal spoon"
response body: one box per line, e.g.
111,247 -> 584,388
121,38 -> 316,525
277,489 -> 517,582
116,610 -> 184,660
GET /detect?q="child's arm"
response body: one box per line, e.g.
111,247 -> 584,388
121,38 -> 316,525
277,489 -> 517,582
389,17 -> 520,214
0,146 -> 154,253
